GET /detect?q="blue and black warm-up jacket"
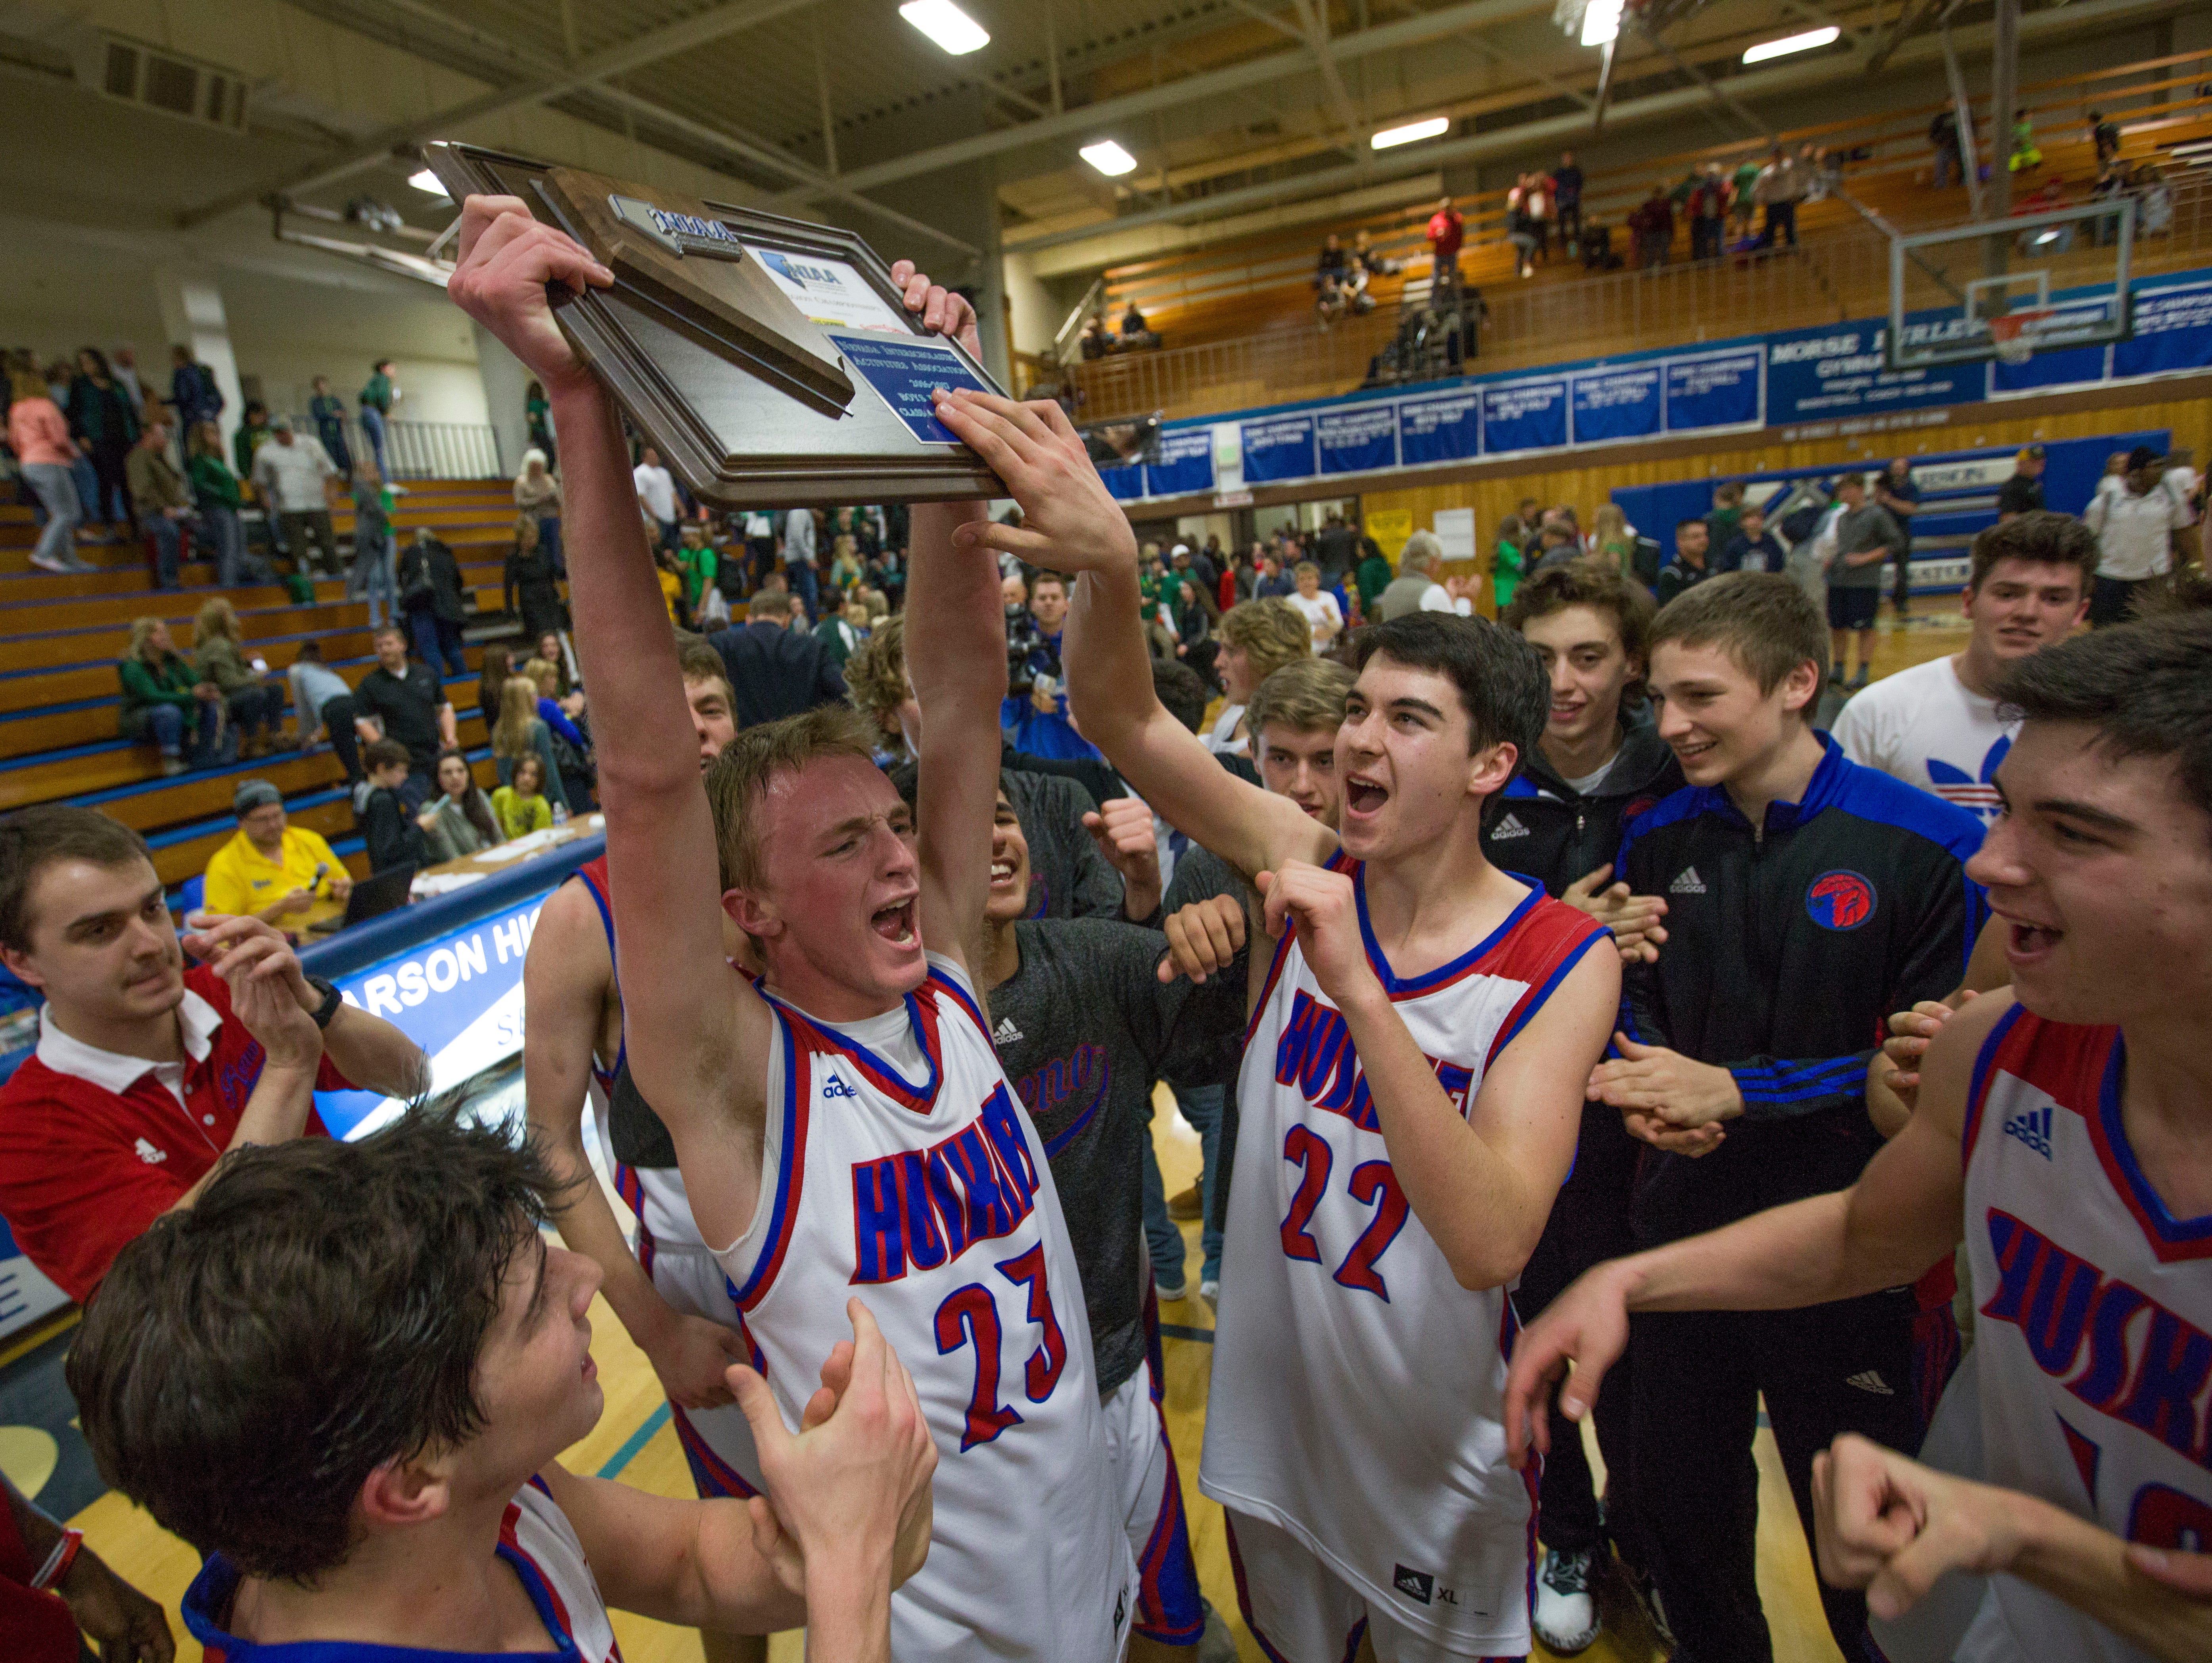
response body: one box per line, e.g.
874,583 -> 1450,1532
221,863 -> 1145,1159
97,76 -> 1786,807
1616,734 -> 1986,1248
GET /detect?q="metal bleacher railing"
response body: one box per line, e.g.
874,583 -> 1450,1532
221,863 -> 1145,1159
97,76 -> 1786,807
287,412 -> 504,481
1052,47 -> 2212,424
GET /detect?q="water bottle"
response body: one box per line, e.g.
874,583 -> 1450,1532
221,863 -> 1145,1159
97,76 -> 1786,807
552,802 -> 569,827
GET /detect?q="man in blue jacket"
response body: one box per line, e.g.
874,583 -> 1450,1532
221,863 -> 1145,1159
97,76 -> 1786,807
1587,573 -> 1984,1663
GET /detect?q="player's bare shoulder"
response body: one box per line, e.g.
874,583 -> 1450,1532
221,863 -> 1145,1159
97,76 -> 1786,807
1915,988 -> 2018,1139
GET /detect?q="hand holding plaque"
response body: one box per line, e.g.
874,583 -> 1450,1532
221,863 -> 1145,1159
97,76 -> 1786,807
427,142 -> 1005,506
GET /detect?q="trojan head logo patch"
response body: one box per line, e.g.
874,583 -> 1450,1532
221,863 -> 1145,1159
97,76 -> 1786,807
1806,870 -> 1875,931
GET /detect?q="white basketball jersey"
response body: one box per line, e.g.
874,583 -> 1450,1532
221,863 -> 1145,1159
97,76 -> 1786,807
1201,859 -> 1608,1654
1959,1004 -> 2212,1663
712,954 -> 1134,1663
500,1481 -> 622,1662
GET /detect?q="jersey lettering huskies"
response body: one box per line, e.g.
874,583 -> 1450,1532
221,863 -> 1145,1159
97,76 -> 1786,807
1204,858 -> 1609,1657
1961,1004 -> 2212,1663
713,953 -> 1133,1663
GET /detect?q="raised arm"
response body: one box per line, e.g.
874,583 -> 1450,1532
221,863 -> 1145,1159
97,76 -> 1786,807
930,390 -> 1328,882
446,195 -> 769,1246
1501,987 -> 1993,1464
887,265 -> 999,974
523,882 -> 744,1409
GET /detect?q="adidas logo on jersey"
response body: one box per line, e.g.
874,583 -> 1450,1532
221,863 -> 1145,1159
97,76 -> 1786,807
2002,1104 -> 2054,1159
1491,813 -> 1531,840
1669,866 -> 1707,895
1393,1565 -> 1435,1605
134,1138 -> 168,1165
993,1017 -> 1024,1046
1844,1370 -> 1895,1395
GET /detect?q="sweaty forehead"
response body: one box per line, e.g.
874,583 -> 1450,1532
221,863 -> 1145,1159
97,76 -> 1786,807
761,754 -> 899,831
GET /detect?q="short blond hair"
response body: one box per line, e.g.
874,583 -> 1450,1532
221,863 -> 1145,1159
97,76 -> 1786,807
703,704 -> 881,893
1245,657 -> 1355,742
843,615 -> 908,734
1218,598 -> 1311,686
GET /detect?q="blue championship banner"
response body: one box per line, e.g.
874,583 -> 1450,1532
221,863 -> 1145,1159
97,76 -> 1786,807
1317,404 -> 1399,475
1397,389 -> 1481,466
1664,348 -> 1763,431
1242,413 -> 1319,483
1569,365 -> 1662,445
1145,425 -> 1215,497
1481,374 -> 1570,455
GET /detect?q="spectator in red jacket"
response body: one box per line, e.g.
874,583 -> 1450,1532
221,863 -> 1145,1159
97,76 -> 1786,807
1427,195 -> 1466,293
0,807 -> 427,1303
1629,182 -> 1676,268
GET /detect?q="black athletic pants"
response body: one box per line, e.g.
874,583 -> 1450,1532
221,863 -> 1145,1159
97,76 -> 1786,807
1514,1108 -> 1643,1567
1632,1293 -> 1952,1663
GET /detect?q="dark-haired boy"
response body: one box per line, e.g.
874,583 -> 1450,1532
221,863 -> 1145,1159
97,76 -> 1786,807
1717,500 -> 1785,575
933,386 -> 1622,1661
1508,608 -> 2212,1663
1569,573 -> 1985,1663
0,805 -> 425,1303
1835,512 -> 2096,820
1491,561 -> 1684,1651
68,1110 -> 936,1663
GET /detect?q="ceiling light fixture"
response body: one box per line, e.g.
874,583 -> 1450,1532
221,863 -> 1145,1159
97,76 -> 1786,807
1579,0 -> 1623,48
900,0 -> 990,56
1081,139 -> 1138,176
407,168 -> 450,198
1371,116 -> 1451,149
1741,25 -> 1840,63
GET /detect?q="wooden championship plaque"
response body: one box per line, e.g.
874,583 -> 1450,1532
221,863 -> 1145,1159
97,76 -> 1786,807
423,141 -> 1004,506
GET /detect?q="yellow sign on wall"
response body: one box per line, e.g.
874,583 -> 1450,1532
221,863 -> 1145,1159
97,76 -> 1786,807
1364,508 -> 1414,559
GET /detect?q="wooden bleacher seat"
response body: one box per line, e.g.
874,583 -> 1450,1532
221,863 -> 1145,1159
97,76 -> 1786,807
0,474 -> 527,899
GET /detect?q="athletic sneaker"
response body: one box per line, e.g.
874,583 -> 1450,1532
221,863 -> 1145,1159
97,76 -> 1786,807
1156,1272 -> 1189,1301
1199,1278 -> 1219,1309
1620,1559 -> 1676,1649
30,551 -> 71,574
1534,1547 -> 1601,1654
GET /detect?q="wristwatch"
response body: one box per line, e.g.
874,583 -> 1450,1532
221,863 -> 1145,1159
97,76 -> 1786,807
305,975 -> 344,1029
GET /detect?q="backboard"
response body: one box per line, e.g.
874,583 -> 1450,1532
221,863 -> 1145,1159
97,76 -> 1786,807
1887,198 -> 2134,371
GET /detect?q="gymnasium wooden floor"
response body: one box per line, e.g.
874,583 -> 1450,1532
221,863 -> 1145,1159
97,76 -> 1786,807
11,609 -> 1977,1662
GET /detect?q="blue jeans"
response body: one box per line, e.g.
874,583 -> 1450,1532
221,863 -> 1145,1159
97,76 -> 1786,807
142,701 -> 225,766
147,516 -> 183,588
203,504 -> 272,588
788,560 -> 819,623
71,455 -> 102,527
350,530 -> 397,627
360,407 -> 389,477
538,514 -> 564,575
1141,1134 -> 1187,1290
1172,1082 -> 1225,1283
22,462 -> 79,568
410,610 -> 467,680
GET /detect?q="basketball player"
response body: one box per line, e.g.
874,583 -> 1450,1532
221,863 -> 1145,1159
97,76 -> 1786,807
68,1108 -> 935,1663
1506,609 -> 2212,1662
931,386 -> 1620,1661
956,778 -> 1245,1661
448,197 -> 1133,1662
1834,512 -> 2097,821
525,638 -> 769,1663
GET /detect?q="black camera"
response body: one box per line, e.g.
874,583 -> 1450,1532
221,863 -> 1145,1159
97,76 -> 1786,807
1005,607 -> 1058,697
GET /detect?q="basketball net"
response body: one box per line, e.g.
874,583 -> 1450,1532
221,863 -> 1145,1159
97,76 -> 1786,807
1989,310 -> 2050,366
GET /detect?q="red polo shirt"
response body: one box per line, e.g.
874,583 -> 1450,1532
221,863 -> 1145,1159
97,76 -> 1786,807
0,965 -> 346,1303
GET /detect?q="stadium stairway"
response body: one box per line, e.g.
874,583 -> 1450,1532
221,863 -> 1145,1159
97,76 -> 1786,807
0,477 -> 524,889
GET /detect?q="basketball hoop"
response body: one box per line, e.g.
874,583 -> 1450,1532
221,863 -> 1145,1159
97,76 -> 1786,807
1989,310 -> 2050,366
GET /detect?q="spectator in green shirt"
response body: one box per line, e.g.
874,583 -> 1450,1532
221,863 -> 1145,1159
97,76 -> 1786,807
118,616 -> 224,774
359,357 -> 397,479
1493,515 -> 1528,611
232,401 -> 273,481
187,421 -> 270,588
1355,542 -> 1395,613
675,522 -> 717,609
